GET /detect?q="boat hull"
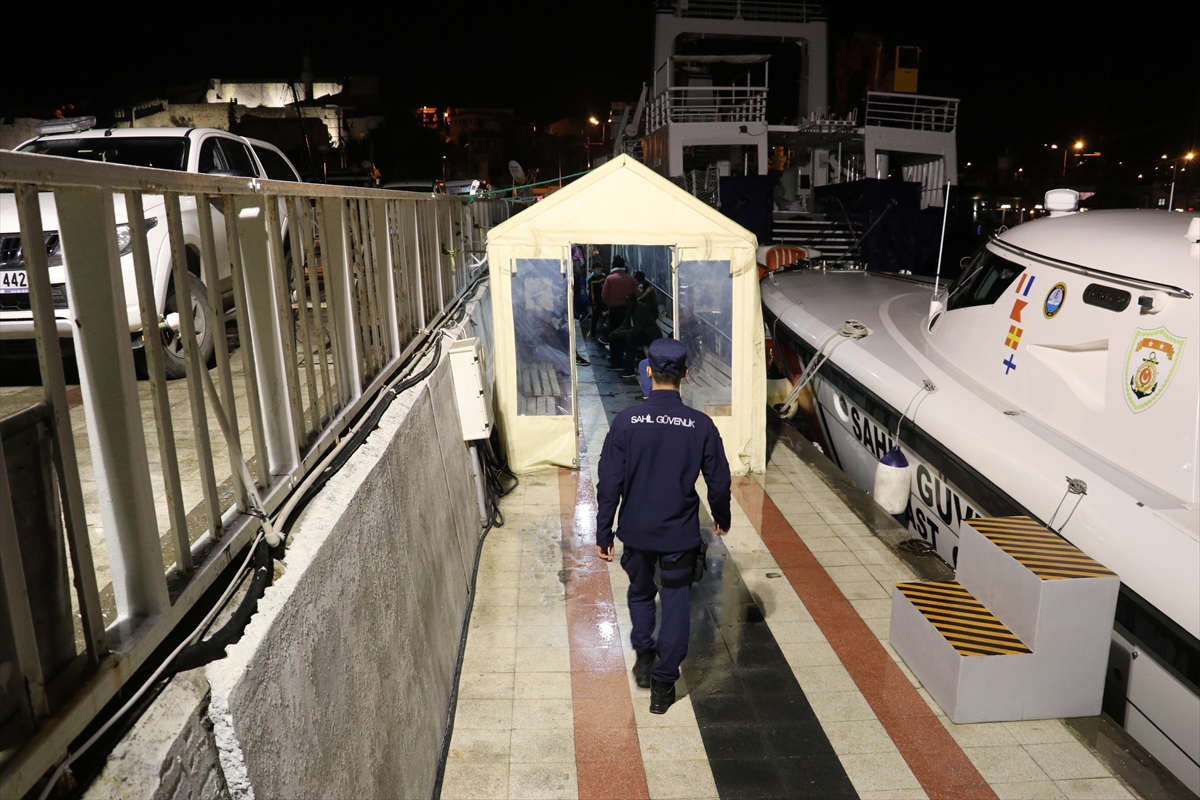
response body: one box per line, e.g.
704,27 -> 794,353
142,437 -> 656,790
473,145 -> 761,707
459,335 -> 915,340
763,271 -> 1200,793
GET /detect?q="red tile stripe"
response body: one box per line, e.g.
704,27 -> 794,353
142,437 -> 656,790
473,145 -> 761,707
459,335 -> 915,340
733,477 -> 998,800
559,464 -> 650,800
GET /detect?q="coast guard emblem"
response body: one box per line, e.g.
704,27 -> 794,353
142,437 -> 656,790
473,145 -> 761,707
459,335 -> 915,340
1124,327 -> 1185,413
1043,282 -> 1066,318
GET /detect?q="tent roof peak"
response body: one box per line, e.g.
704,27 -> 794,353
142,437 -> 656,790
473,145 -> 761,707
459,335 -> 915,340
486,154 -> 758,247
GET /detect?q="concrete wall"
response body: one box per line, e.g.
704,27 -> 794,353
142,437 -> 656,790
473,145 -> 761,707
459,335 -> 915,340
85,672 -> 229,800
85,290 -> 492,799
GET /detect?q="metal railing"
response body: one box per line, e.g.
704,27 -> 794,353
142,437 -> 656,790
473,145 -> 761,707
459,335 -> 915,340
0,151 -> 507,798
671,164 -> 722,208
797,107 -> 858,133
865,91 -> 959,133
655,0 -> 824,23
646,86 -> 768,132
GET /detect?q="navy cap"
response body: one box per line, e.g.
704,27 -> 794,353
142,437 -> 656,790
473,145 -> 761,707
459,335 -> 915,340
648,338 -> 688,376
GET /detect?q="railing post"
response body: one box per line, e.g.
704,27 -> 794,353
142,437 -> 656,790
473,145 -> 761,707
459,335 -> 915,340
0,444 -> 50,720
222,201 -> 272,489
13,186 -> 107,661
199,194 -> 248,508
263,198 -> 307,448
127,191 -> 193,571
233,195 -> 300,478
412,202 -> 429,331
318,196 -> 362,405
55,186 -> 167,619
407,200 -> 426,333
165,193 -> 223,545
369,199 -> 401,361
358,199 -> 385,374
288,198 -> 324,428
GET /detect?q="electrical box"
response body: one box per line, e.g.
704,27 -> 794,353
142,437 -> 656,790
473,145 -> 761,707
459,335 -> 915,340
449,338 -> 493,441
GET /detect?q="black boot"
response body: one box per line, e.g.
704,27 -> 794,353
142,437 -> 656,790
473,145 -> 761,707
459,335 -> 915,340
649,680 -> 676,714
632,651 -> 655,689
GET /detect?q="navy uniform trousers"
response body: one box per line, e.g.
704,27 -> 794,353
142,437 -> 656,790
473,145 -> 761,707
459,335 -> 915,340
621,545 -> 699,685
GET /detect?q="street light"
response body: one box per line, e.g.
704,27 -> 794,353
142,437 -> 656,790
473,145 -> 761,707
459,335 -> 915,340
1167,152 -> 1196,210
1062,141 -> 1083,180
585,116 -> 600,169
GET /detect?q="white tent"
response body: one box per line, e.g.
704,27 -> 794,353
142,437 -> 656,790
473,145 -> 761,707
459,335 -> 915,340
486,155 -> 766,475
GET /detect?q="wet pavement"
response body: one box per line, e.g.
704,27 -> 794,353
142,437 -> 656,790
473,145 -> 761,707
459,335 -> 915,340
440,326 -> 1142,800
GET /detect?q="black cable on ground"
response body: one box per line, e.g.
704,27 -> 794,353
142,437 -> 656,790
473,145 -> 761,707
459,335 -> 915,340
278,336 -> 444,537
51,539 -> 258,798
279,293 -> 476,538
431,429 -> 518,799
167,538 -> 273,675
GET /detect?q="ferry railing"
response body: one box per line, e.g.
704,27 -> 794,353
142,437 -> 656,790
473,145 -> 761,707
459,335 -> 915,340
865,91 -> 959,133
797,107 -> 858,134
0,151 -> 507,798
655,0 -> 825,23
646,86 -> 768,132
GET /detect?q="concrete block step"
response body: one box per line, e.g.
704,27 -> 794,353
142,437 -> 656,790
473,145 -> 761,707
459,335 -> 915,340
894,581 -> 1030,657
966,516 -> 1117,580
890,580 -> 1034,722
956,517 -> 1119,650
890,516 -> 1121,723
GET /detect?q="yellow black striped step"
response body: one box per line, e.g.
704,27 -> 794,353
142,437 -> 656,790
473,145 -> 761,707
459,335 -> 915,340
965,517 -> 1116,581
895,581 -> 1032,657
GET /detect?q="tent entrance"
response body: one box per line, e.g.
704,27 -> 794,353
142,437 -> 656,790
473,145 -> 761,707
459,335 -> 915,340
486,155 -> 764,475
579,244 -> 732,418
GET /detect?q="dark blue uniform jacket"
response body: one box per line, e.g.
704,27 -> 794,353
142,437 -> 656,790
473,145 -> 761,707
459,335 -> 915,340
596,390 -> 732,552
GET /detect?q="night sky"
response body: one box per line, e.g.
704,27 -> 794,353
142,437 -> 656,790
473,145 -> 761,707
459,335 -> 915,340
5,1 -> 1196,170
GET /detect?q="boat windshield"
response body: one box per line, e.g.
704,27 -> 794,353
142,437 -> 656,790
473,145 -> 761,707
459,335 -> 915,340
946,248 -> 1025,310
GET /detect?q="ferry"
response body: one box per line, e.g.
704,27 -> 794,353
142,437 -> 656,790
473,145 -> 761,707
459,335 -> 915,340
762,197 -> 1200,788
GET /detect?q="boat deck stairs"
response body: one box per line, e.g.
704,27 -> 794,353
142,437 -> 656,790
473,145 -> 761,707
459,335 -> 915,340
890,516 -> 1121,723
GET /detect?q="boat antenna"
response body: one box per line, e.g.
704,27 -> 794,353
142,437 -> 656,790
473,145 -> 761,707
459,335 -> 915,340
930,180 -> 952,321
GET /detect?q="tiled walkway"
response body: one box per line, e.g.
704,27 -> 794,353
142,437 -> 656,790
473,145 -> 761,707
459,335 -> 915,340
441,348 -> 1138,800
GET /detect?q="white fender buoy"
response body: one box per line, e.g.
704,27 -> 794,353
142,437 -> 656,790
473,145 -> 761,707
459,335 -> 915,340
873,446 -> 910,514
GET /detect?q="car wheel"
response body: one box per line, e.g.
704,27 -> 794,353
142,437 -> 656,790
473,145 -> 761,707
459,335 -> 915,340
159,273 -> 215,380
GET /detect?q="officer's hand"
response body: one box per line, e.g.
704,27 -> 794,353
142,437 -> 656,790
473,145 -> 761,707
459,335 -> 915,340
597,544 -> 614,562
714,523 -> 729,536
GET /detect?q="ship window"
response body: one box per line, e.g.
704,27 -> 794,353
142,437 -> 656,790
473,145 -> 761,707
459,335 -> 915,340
946,248 -> 1025,311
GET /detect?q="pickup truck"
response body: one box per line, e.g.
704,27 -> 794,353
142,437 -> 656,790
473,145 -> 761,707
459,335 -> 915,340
0,119 -> 302,378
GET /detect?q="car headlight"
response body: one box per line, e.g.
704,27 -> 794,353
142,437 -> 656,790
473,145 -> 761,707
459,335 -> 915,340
115,217 -> 159,258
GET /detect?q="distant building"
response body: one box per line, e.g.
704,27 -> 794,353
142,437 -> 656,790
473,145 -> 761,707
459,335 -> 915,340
64,63 -> 375,184
112,76 -> 383,156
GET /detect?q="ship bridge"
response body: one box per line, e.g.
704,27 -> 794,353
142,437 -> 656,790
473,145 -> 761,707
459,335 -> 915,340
0,149 -> 1181,800
637,0 -> 960,273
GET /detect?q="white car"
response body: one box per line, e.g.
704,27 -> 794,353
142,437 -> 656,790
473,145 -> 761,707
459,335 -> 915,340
0,120 -> 302,378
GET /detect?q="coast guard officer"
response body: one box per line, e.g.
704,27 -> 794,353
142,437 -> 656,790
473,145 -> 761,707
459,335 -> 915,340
595,338 -> 732,714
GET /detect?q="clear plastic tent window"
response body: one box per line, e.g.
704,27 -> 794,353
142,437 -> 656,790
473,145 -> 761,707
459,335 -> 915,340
677,260 -> 733,416
512,258 -> 573,416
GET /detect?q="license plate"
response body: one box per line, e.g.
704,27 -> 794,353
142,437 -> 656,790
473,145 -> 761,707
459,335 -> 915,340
0,270 -> 29,294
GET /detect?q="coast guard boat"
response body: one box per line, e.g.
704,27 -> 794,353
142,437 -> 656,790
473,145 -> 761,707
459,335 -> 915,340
762,199 -> 1200,790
